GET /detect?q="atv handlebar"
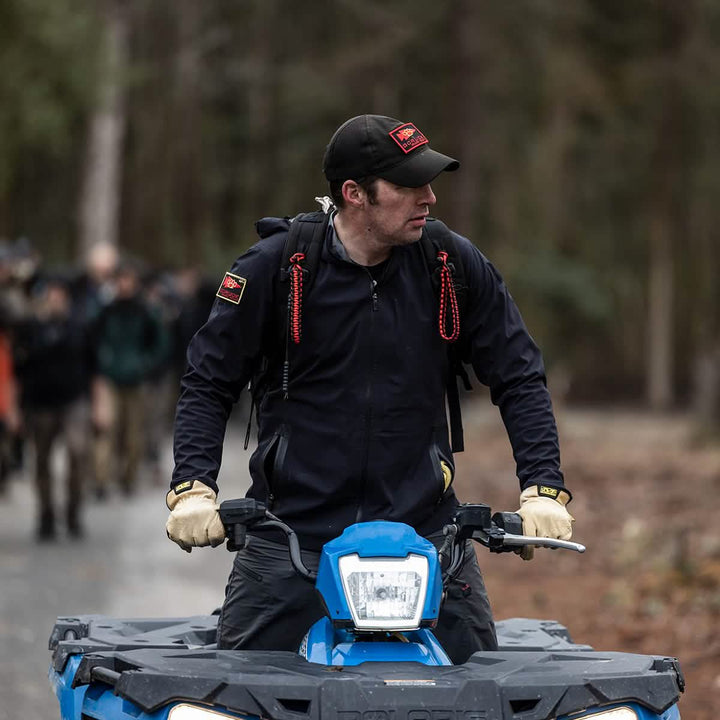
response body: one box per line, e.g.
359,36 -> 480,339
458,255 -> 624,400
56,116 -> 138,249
218,498 -> 317,582
217,500 -> 585,586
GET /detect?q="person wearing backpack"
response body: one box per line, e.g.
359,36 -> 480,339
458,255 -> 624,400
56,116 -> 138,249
166,114 -> 574,663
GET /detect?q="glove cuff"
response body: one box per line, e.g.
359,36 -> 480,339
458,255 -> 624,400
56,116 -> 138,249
520,484 -> 571,506
166,481 -> 217,510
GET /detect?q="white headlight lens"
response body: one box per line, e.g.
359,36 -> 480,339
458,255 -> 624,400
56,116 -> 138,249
168,704 -> 242,720
338,553 -> 428,630
579,707 -> 638,720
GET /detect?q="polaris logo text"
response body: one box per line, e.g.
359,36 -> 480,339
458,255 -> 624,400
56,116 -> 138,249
338,712 -> 487,720
389,123 -> 429,154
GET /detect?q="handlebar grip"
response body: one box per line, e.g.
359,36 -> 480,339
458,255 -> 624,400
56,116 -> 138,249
219,498 -> 267,551
492,511 -> 523,536
226,524 -> 247,552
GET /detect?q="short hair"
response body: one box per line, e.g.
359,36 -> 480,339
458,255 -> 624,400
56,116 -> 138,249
329,176 -> 379,209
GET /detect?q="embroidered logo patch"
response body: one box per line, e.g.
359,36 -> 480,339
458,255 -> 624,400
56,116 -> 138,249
538,485 -> 560,499
217,272 -> 247,304
389,123 -> 429,154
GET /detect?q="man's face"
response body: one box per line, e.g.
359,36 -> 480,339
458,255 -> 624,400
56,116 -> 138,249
43,285 -> 70,318
362,179 -> 437,247
115,271 -> 138,298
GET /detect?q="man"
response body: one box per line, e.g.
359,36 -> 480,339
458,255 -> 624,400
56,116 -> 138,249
14,276 -> 92,539
92,261 -> 163,497
167,114 -> 574,663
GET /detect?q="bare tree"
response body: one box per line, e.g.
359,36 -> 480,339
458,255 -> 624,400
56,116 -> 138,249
645,0 -> 694,410
77,0 -> 129,260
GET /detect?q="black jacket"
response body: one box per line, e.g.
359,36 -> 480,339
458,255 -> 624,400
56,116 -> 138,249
93,296 -> 163,387
173,218 -> 564,549
15,315 -> 92,409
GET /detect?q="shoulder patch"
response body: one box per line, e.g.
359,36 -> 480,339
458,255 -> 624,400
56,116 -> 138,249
217,272 -> 247,304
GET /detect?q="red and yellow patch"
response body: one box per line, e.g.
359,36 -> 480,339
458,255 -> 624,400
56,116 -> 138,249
389,123 -> 429,154
216,272 -> 247,304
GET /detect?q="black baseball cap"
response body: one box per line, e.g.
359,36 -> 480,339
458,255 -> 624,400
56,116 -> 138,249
323,115 -> 459,188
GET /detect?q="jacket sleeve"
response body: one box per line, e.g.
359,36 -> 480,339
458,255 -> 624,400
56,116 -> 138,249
171,235 -> 283,494
457,235 -> 566,493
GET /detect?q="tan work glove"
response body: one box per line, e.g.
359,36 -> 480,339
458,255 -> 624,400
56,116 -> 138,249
516,484 -> 574,561
166,482 -> 225,553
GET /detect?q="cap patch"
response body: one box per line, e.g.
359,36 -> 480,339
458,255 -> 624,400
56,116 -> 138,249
389,123 -> 429,154
217,272 -> 247,304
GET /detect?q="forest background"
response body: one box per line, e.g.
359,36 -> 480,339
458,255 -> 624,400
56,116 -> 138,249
3,2 -> 720,717
3,0 -> 720,416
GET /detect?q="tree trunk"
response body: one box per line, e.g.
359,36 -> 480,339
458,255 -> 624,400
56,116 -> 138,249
689,151 -> 720,430
446,0 -> 489,239
646,210 -> 674,409
692,344 -> 720,428
77,0 -> 129,261
244,0 -> 280,220
645,0 -> 693,410
173,0 -> 206,266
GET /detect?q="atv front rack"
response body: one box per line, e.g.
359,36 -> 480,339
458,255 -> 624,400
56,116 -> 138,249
49,615 -> 683,720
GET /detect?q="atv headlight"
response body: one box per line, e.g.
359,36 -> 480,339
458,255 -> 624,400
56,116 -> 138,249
338,553 -> 428,631
575,708 -> 638,720
168,704 -> 243,720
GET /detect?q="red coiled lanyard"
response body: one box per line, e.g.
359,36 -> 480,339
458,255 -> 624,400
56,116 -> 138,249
437,251 -> 460,342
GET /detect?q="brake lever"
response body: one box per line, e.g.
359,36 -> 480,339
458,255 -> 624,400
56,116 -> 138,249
471,527 -> 585,554
500,533 -> 586,553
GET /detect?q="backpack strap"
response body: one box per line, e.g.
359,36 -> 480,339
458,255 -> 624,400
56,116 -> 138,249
245,209 -> 331,448
421,218 -> 470,320
422,219 -> 472,453
279,211 -> 331,393
280,210 -> 329,301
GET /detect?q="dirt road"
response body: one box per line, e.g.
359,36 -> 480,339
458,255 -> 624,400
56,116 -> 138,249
0,424 -> 250,720
455,401 -> 720,720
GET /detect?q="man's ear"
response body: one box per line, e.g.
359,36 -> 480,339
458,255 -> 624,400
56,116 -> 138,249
342,180 -> 366,209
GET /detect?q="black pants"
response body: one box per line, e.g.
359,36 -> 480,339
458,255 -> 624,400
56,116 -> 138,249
217,532 -> 498,664
26,402 -> 88,529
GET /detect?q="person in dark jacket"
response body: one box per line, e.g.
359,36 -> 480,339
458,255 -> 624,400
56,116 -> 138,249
92,261 -> 163,497
14,276 -> 93,539
166,115 -> 575,662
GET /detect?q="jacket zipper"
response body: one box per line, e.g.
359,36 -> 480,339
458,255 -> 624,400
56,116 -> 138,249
356,273 -> 379,522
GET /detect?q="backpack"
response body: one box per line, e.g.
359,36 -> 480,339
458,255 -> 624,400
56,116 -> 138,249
246,199 -> 473,453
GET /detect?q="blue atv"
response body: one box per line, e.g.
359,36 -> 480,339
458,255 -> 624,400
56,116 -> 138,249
49,501 -> 684,720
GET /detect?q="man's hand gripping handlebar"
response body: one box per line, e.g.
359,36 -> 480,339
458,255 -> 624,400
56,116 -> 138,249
218,499 -> 585,589
438,503 -> 584,583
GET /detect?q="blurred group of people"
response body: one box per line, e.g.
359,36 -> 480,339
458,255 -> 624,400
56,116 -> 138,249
0,239 -> 216,541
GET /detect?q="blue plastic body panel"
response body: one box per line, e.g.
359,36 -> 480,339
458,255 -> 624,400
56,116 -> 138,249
49,655 -> 87,720
77,683 -> 171,720
51,659 -> 258,720
303,616 -> 451,666
315,521 -> 443,626
50,657 -> 171,720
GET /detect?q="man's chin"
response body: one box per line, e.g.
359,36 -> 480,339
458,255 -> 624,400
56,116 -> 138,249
396,229 -> 423,246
